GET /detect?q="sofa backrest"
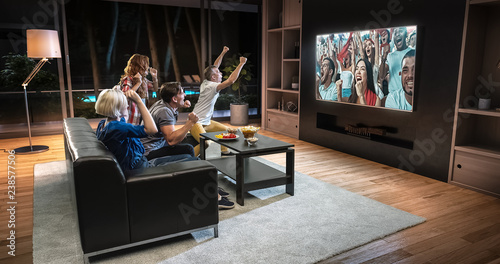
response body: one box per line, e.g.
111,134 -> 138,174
63,117 -> 131,253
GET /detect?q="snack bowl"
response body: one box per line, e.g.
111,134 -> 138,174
246,137 -> 258,146
226,127 -> 238,134
240,126 -> 260,139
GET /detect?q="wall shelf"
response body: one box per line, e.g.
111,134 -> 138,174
267,108 -> 298,117
454,145 -> 500,159
448,0 -> 500,197
262,0 -> 302,139
458,108 -> 500,117
267,88 -> 299,94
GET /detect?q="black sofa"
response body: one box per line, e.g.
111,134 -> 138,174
63,117 -> 219,262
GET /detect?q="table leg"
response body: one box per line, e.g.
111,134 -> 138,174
236,154 -> 244,206
286,148 -> 294,196
200,137 -> 206,160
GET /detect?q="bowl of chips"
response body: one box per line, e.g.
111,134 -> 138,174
246,137 -> 259,146
226,127 -> 238,134
240,126 -> 260,139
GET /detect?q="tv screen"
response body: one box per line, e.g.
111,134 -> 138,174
316,26 -> 417,111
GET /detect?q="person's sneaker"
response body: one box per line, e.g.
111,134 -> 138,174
218,197 -> 235,209
218,187 -> 229,198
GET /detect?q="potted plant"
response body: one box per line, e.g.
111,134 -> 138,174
221,53 -> 254,125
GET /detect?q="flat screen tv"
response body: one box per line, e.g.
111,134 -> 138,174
316,25 -> 417,111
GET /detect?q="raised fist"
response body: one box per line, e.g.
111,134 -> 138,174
183,100 -> 191,108
355,81 -> 364,97
223,46 -> 229,53
240,57 -> 247,64
149,67 -> 158,79
188,112 -> 199,123
124,90 -> 141,103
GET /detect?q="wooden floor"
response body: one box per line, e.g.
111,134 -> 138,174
1,123 -> 500,264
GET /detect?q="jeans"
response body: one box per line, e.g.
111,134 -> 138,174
148,154 -> 199,167
145,143 -> 195,160
133,154 -> 199,170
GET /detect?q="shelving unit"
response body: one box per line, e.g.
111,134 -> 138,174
262,0 -> 302,138
448,0 -> 500,197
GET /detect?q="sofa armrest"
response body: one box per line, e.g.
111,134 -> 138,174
125,160 -> 219,242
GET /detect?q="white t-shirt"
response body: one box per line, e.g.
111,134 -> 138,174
193,80 -> 220,126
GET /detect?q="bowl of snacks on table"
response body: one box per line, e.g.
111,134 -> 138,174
240,126 -> 260,139
226,127 -> 238,134
246,137 -> 259,146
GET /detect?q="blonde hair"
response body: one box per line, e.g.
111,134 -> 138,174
204,65 -> 217,81
95,86 -> 128,118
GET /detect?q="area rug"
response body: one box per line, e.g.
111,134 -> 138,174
33,158 -> 425,264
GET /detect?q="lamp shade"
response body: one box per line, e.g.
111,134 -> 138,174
26,29 -> 61,59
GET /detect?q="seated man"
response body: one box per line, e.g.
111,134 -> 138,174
190,46 -> 247,155
141,82 -> 234,209
141,82 -> 198,160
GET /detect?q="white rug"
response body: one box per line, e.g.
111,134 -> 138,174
33,158 -> 425,264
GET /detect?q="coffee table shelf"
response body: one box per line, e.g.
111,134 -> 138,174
200,131 -> 294,205
208,157 -> 291,191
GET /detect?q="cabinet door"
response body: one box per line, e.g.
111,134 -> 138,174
453,150 -> 500,195
267,112 -> 299,138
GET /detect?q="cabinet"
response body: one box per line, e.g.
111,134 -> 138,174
448,0 -> 500,197
262,0 -> 302,138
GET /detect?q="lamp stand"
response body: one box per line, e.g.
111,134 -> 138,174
14,58 -> 50,154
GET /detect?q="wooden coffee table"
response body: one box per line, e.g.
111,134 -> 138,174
200,131 -> 294,206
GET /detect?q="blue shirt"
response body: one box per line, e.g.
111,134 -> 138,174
385,89 -> 412,111
319,82 -> 337,101
96,118 -> 148,170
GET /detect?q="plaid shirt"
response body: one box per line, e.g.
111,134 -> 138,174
120,76 -> 153,125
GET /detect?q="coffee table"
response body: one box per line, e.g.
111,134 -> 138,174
200,131 -> 294,206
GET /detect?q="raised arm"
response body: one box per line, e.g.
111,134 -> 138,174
216,56 -> 247,91
355,32 -> 365,60
379,45 -> 389,85
161,112 -> 199,146
214,46 -> 229,68
150,67 -> 159,92
373,31 -> 380,67
124,90 -> 157,135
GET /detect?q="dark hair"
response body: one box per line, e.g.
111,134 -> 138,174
401,49 -> 416,66
204,65 -> 217,81
348,58 -> 375,104
323,57 -> 335,74
159,82 -> 182,103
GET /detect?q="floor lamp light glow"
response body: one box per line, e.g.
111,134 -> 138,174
14,29 -> 61,154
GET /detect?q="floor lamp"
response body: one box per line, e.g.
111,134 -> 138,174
14,29 -> 61,154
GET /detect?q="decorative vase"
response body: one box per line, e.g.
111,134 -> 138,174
478,98 -> 491,110
230,103 -> 249,126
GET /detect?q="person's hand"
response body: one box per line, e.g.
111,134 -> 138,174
355,81 -> 364,97
188,112 -> 199,123
149,68 -> 158,80
336,79 -> 343,98
381,45 -> 390,60
223,46 -> 229,53
124,90 -> 141,103
240,57 -> 247,64
183,100 -> 191,108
